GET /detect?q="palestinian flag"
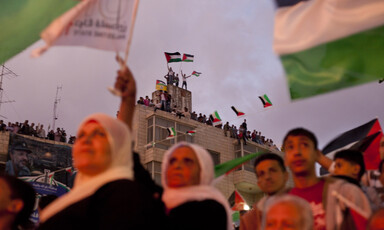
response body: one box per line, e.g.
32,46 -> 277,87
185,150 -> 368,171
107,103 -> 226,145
186,130 -> 196,136
258,94 -> 272,108
0,0 -> 77,64
156,80 -> 167,91
274,0 -> 384,100
231,106 -> 245,117
167,127 -> 176,139
182,53 -> 194,62
164,52 -> 181,63
322,118 -> 383,171
192,71 -> 201,77
231,190 -> 248,211
156,80 -> 166,86
210,111 -> 222,126
48,172 -> 55,185
65,167 -> 73,174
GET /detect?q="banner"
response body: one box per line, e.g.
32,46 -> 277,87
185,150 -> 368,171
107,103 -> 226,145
33,0 -> 137,56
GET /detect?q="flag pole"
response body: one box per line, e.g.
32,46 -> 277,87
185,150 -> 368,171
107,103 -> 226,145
124,0 -> 140,63
109,0 -> 139,96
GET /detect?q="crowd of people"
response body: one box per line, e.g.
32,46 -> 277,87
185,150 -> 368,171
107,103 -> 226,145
164,67 -> 192,90
0,120 -> 75,144
1,59 -> 384,230
137,94 -> 279,150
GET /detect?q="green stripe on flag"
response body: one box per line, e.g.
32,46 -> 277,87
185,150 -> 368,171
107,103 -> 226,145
0,0 -> 77,64
282,25 -> 384,100
214,152 -> 264,178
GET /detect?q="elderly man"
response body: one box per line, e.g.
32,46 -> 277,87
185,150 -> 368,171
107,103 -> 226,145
5,141 -> 32,177
262,194 -> 313,230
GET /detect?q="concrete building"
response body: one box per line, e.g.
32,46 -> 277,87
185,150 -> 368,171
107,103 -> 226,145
133,85 -> 288,207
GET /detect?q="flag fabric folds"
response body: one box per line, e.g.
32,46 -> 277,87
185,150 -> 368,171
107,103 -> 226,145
231,190 -> 248,211
258,94 -> 272,108
156,80 -> 167,91
167,127 -> 176,139
322,118 -> 383,170
164,52 -> 182,63
0,0 -> 77,63
65,167 -> 73,174
186,130 -> 196,136
192,71 -> 201,77
274,0 -> 384,100
210,111 -> 222,126
32,0 -> 137,57
182,53 -> 194,62
231,106 -> 245,117
214,152 -> 264,178
48,172 -> 55,185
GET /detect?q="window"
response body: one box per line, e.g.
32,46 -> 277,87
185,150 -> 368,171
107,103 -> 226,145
145,161 -> 162,186
147,116 -> 195,150
244,146 -> 258,172
208,150 -> 220,165
147,117 -> 154,148
234,144 -> 259,172
176,123 -> 195,143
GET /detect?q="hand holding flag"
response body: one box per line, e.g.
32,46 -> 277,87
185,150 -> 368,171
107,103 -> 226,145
114,55 -> 137,130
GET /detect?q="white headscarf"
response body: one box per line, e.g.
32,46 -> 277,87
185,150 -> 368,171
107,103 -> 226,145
161,142 -> 232,230
40,113 -> 133,222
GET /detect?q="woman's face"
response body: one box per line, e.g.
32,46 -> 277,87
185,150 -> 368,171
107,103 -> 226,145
73,121 -> 112,176
166,146 -> 201,188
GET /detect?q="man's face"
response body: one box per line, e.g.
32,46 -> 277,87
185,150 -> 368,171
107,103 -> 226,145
11,150 -> 29,170
333,158 -> 359,180
284,135 -> 317,176
265,202 -> 302,230
255,160 -> 288,195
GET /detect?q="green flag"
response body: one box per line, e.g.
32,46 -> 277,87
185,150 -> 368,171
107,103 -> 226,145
282,25 -> 384,100
274,0 -> 384,100
214,152 -> 264,178
0,0 -> 77,64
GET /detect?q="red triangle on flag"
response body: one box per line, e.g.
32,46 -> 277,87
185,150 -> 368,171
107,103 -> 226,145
364,119 -> 382,170
231,190 -> 247,211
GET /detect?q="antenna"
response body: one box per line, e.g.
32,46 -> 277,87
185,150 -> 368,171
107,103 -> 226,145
0,64 -> 17,114
52,86 -> 62,131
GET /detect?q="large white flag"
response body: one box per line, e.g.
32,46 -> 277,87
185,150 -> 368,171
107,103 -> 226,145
32,0 -> 138,57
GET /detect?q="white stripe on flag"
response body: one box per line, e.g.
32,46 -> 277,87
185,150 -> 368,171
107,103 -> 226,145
274,0 -> 384,55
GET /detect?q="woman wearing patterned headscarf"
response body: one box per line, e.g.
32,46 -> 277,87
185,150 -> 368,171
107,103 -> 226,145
162,142 -> 232,230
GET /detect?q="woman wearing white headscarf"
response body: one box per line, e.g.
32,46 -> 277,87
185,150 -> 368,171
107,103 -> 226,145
38,59 -> 165,230
162,142 -> 233,230
38,114 -> 157,229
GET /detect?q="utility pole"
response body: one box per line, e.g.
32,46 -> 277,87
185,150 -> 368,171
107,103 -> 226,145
0,64 -> 17,114
52,86 -> 62,131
